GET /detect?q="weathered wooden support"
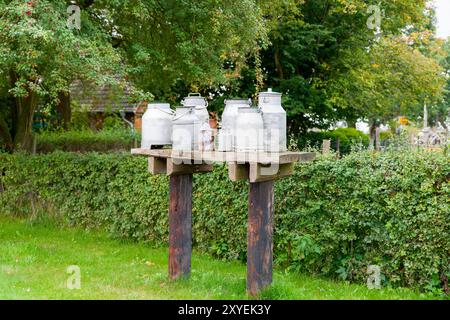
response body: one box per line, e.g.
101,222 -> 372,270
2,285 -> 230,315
247,180 -> 274,297
169,174 -> 192,280
249,162 -> 295,183
132,148 -> 316,293
167,159 -> 213,176
148,157 -> 167,175
228,162 -> 249,181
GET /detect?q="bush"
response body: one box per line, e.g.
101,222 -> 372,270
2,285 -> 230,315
35,129 -> 138,153
298,128 -> 369,154
0,149 -> 448,294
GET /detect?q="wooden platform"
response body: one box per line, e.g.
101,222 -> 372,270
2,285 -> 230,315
131,147 -> 316,296
131,148 -> 315,164
132,148 -> 316,183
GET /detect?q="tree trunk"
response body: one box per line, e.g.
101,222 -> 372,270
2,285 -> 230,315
274,47 -> 284,80
56,91 -> 71,130
8,71 -> 38,152
369,123 -> 376,150
13,91 -> 37,152
375,126 -> 381,151
369,122 -> 381,151
0,112 -> 13,152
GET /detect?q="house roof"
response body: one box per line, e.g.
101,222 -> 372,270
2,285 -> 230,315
70,80 -> 140,113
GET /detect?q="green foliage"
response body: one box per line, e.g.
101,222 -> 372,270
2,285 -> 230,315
35,129 -> 136,153
91,0 -> 267,98
230,0 -> 445,133
0,149 -> 448,294
298,128 -> 369,154
0,0 -> 124,150
102,114 -> 126,131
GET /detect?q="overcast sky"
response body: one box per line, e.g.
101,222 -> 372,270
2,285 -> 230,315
436,0 -> 450,38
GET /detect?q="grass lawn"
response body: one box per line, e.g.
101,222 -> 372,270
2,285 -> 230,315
0,217 -> 437,300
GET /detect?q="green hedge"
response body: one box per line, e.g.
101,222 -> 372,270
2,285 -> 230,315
0,149 -> 449,294
35,129 -> 137,153
298,128 -> 370,154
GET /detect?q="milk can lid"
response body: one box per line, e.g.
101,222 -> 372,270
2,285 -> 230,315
182,93 -> 207,106
259,88 -> 282,97
225,98 -> 251,106
148,102 -> 170,107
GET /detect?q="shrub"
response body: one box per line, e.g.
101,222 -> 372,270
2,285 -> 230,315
0,149 -> 448,293
297,128 -> 369,154
35,129 -> 138,153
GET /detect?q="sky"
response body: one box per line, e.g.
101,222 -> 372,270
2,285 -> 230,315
436,0 -> 450,38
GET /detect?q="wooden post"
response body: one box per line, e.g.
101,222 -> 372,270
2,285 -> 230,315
169,174 -> 192,280
247,180 -> 274,296
322,139 -> 331,155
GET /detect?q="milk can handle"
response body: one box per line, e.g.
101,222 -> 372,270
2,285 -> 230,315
173,107 -> 192,121
155,106 -> 175,115
181,95 -> 208,108
194,100 -> 208,109
188,93 -> 202,97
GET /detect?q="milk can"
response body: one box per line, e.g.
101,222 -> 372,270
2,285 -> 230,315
258,88 -> 287,152
199,122 -> 214,151
181,93 -> 209,124
218,99 -> 251,151
235,107 -> 264,152
141,103 -> 173,149
172,107 -> 201,151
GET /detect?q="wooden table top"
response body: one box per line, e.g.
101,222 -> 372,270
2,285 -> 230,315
131,148 -> 316,165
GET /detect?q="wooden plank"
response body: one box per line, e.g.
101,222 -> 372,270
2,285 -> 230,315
169,174 -> 192,280
247,180 -> 274,297
167,159 -> 213,176
132,148 -> 316,165
249,163 -> 295,183
148,157 -> 167,175
228,162 -> 249,181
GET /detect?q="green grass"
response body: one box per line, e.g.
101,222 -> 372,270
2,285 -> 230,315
0,217 -> 436,300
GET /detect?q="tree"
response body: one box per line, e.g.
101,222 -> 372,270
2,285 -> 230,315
87,0 -> 267,102
0,0 -> 122,152
328,36 -> 445,122
432,39 -> 450,128
230,0 -> 445,136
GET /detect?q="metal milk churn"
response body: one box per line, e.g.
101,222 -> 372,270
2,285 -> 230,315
141,103 -> 173,149
258,88 -> 287,152
218,99 -> 251,151
181,93 -> 209,124
199,122 -> 214,151
234,107 -> 264,152
172,107 -> 201,151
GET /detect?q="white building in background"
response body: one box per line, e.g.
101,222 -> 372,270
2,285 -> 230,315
356,121 -> 370,134
330,120 -> 389,134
